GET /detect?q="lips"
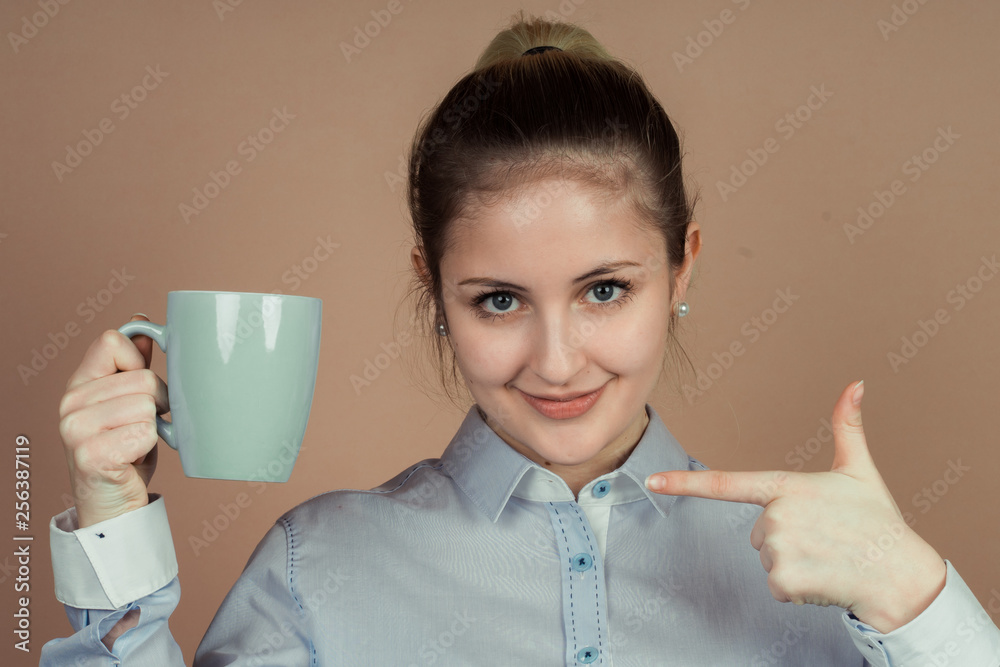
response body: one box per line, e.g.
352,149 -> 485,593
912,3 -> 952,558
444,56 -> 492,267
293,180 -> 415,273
527,390 -> 600,401
518,383 -> 606,419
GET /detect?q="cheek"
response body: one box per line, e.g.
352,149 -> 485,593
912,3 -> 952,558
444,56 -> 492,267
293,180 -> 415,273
452,331 -> 526,384
591,305 -> 669,372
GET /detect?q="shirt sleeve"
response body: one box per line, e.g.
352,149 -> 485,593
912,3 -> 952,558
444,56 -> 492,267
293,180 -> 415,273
194,515 -> 314,665
39,495 -> 186,665
48,494 -> 178,609
840,559 -> 1000,666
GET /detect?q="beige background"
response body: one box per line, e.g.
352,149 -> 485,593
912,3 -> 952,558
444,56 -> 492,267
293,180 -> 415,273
2,0 -> 998,663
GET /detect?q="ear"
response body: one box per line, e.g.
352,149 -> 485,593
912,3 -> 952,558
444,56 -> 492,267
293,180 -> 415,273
672,221 -> 702,305
411,245 -> 431,288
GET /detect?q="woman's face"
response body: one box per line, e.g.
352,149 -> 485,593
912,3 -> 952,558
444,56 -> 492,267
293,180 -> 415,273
416,176 -> 699,472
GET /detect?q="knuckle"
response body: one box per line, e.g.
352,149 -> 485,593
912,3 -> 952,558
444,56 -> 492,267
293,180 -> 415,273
832,419 -> 864,437
762,531 -> 785,555
99,328 -> 124,349
71,440 -> 99,472
749,487 -> 770,505
135,392 -> 157,415
57,418 -> 74,449
137,368 -> 159,396
141,419 -> 157,441
763,503 -> 785,526
128,420 -> 157,447
709,471 -> 732,498
58,388 -> 78,421
59,411 -> 83,445
768,566 -> 794,592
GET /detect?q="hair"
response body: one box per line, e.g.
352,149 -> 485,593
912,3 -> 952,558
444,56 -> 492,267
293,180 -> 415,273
397,10 -> 699,412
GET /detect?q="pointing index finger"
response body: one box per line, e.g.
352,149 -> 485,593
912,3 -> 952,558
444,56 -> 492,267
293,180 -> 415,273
646,469 -> 792,506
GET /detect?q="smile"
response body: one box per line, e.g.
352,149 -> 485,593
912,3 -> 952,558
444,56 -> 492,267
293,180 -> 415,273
518,383 -> 607,420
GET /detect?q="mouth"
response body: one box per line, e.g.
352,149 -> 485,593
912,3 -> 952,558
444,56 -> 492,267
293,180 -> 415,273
518,382 -> 607,420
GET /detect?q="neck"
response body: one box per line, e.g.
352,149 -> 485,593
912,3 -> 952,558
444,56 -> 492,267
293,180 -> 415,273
483,407 -> 651,497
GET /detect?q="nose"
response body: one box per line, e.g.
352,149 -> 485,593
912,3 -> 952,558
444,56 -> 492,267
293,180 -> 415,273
529,308 -> 588,386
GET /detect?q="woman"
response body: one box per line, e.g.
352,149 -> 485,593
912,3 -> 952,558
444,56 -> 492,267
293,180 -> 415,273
42,12 -> 1000,665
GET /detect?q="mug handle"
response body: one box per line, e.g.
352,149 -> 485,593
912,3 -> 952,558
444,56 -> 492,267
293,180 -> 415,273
117,320 -> 176,451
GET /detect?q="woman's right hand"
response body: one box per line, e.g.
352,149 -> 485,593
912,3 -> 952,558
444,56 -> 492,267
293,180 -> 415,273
58,314 -> 170,528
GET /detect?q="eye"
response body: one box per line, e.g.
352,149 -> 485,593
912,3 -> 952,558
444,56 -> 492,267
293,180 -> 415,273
470,277 -> 636,322
587,282 -> 622,303
471,292 -> 521,321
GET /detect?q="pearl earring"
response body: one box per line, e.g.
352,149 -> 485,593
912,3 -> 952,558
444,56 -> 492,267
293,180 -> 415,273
675,301 -> 689,317
437,323 -> 447,336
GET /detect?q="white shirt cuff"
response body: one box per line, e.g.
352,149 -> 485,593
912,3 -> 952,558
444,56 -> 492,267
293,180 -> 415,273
841,559 -> 1000,666
49,494 -> 178,610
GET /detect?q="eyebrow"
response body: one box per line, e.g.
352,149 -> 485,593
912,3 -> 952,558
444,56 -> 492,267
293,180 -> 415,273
457,261 -> 643,291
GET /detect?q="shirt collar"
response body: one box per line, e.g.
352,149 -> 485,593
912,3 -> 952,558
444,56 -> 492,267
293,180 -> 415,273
439,403 -> 693,523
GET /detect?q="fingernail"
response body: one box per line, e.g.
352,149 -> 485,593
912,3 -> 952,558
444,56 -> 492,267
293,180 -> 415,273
645,474 -> 665,492
852,380 -> 865,406
131,312 -> 149,320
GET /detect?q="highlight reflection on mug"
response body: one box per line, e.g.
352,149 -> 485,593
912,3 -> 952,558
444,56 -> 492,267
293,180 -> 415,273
217,294 -> 284,354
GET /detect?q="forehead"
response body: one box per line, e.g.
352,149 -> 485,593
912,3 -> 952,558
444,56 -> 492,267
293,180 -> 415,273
443,177 -> 663,275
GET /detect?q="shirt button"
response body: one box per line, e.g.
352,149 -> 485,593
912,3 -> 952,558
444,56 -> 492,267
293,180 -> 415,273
592,481 -> 610,498
577,646 -> 599,663
571,553 -> 593,572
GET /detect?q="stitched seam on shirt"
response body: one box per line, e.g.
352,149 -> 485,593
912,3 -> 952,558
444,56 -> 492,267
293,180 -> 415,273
550,502 -> 578,661
284,461 -> 447,511
375,462 -> 446,495
570,503 -> 604,665
281,516 -> 306,613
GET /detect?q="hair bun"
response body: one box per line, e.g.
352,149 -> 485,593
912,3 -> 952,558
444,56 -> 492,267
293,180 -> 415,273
474,10 -> 614,71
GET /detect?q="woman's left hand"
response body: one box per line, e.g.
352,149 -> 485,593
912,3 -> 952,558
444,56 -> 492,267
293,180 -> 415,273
645,380 -> 947,633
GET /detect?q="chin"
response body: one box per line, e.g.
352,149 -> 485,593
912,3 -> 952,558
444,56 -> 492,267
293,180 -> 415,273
511,415 -> 614,466
482,388 -> 640,461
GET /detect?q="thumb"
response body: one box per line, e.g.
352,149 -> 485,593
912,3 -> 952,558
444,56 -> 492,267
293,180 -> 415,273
830,380 -> 876,475
127,312 -> 154,370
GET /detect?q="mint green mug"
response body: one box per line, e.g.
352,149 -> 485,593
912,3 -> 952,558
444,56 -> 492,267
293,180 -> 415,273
117,291 -> 322,482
